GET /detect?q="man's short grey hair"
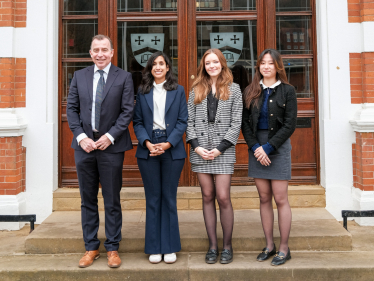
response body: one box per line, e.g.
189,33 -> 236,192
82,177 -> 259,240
90,34 -> 113,50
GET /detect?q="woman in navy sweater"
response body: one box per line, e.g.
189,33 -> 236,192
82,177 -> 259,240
242,49 -> 297,266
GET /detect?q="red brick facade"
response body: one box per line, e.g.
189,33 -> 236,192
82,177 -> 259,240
352,132 -> 374,191
0,57 -> 26,108
0,136 -> 26,195
348,0 -> 374,23
0,0 -> 26,27
349,52 -> 374,104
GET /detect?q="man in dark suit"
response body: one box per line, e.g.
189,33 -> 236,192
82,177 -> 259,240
67,34 -> 134,268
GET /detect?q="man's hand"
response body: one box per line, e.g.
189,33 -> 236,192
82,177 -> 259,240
79,138 -> 97,153
145,140 -> 164,157
95,135 -> 112,151
254,146 -> 271,166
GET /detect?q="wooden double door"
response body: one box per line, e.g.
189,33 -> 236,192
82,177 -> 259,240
59,0 -> 319,187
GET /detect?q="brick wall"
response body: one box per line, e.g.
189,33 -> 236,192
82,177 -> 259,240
348,0 -> 374,23
0,57 -> 26,108
0,136 -> 26,195
352,132 -> 374,191
349,52 -> 374,104
0,0 -> 26,27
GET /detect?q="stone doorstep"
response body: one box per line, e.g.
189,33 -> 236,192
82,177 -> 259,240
25,209 -> 351,254
53,185 -> 326,211
0,252 -> 374,281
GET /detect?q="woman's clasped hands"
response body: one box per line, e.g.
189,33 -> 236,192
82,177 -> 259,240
145,140 -> 171,156
254,146 -> 271,166
195,147 -> 221,160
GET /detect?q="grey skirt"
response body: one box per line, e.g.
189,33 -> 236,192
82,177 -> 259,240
191,123 -> 234,175
247,129 -> 291,180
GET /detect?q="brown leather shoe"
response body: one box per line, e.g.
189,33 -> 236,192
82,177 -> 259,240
78,250 -> 100,268
107,251 -> 121,268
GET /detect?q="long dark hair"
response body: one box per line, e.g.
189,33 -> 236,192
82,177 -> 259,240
139,51 -> 178,94
243,49 -> 290,108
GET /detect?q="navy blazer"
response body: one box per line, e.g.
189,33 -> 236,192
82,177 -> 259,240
67,64 -> 135,153
133,84 -> 188,160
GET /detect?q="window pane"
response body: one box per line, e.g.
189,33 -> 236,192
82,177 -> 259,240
231,0 -> 256,10
152,0 -> 177,11
276,0 -> 311,12
64,0 -> 98,15
283,58 -> 313,98
118,21 -> 178,97
276,16 -> 312,55
197,20 -> 257,92
63,20 -> 98,58
63,62 -> 93,102
196,0 -> 222,11
118,0 -> 143,12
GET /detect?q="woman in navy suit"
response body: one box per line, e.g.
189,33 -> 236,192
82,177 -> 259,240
133,52 -> 188,264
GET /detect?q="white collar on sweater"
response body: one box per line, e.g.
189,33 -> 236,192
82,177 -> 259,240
260,79 -> 281,89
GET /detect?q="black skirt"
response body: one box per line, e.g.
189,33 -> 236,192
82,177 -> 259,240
247,129 -> 291,180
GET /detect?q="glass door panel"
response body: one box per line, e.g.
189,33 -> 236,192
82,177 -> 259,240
230,0 -> 256,10
276,16 -> 312,55
196,0 -> 222,11
117,0 -> 143,12
63,20 -> 98,58
276,0 -> 311,12
117,21 -> 178,97
196,20 -> 257,92
152,0 -> 178,11
283,58 -> 313,98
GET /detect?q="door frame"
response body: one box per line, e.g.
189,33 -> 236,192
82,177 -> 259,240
58,0 -> 320,187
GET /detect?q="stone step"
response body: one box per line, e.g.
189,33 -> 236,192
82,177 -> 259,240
25,208 -> 351,254
53,185 -> 326,211
0,252 -> 373,281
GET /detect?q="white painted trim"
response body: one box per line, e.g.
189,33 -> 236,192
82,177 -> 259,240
0,193 -> 26,230
350,104 -> 374,132
0,27 -> 14,57
362,22 -> 374,52
0,108 -> 27,137
352,187 -> 374,226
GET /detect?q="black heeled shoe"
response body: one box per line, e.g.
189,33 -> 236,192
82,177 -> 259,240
205,249 -> 219,264
271,248 -> 291,266
256,243 -> 276,262
220,249 -> 233,264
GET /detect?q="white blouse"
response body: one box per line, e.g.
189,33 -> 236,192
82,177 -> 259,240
153,81 -> 167,130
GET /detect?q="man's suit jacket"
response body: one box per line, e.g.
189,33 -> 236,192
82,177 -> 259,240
67,64 -> 134,153
133,85 -> 188,160
186,83 -> 243,165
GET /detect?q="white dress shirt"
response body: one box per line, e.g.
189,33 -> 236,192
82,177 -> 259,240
152,80 -> 167,130
76,63 -> 114,145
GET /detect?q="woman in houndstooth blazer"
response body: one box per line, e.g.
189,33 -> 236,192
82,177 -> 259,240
186,49 -> 243,264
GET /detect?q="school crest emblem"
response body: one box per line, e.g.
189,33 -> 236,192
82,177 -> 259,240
131,33 -> 165,67
210,32 -> 243,66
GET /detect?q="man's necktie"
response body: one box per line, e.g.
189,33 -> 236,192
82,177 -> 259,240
95,70 -> 105,131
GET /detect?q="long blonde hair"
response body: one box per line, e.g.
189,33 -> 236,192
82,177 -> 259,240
192,49 -> 233,104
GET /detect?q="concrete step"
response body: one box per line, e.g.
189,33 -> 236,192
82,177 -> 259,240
53,185 -> 326,211
0,252 -> 373,281
25,208 -> 351,254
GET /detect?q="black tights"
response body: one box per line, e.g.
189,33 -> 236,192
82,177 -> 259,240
254,179 -> 291,254
198,173 -> 233,251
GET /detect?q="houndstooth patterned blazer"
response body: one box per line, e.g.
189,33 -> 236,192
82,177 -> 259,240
186,83 -> 243,165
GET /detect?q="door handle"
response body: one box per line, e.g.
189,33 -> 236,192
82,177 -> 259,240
191,75 -> 195,79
